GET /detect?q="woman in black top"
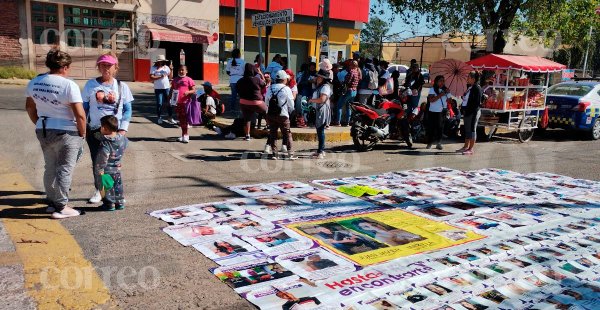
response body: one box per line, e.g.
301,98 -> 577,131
459,71 -> 482,155
236,63 -> 266,140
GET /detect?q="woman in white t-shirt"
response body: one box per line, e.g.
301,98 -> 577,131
226,49 -> 245,113
149,55 -> 174,124
426,75 -> 451,150
25,50 -> 87,219
308,69 -> 333,159
82,53 -> 134,204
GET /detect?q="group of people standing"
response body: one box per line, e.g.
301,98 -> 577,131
225,49 -> 333,159
26,50 -> 132,219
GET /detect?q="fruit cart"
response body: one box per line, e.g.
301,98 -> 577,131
466,54 -> 566,142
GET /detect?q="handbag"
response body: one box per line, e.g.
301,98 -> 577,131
186,94 -> 202,126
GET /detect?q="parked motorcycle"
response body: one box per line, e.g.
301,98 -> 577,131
350,95 -> 413,151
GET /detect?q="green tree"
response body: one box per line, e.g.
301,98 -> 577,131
374,0 -> 566,53
360,16 -> 390,58
512,0 -> 600,69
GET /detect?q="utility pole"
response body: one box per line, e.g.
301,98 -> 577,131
265,0 -> 271,64
419,36 -> 425,69
319,0 -> 330,61
236,0 -> 245,58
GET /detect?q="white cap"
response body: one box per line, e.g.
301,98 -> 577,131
275,70 -> 289,81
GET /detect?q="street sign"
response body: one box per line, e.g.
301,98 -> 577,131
251,9 -> 294,28
224,40 -> 234,52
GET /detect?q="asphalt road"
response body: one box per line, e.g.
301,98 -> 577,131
1,84 -> 599,309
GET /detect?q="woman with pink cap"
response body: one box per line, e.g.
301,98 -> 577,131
82,53 -> 134,204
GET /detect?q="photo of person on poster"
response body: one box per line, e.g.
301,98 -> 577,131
342,218 -> 426,246
297,223 -> 388,255
213,241 -> 248,256
275,290 -> 321,310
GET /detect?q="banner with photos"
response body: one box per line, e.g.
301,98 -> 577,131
149,167 -> 600,309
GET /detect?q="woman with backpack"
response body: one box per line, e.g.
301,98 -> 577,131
265,70 -> 296,160
236,63 -> 266,141
458,71 -> 483,155
308,69 -> 333,159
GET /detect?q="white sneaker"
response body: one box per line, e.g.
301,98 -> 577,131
281,145 -> 288,154
88,190 -> 101,204
183,135 -> 190,143
214,127 -> 222,135
157,117 -> 163,124
263,144 -> 273,155
51,207 -> 82,219
288,152 -> 297,160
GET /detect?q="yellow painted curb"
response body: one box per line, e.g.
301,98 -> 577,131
213,120 -> 353,142
0,172 -> 113,310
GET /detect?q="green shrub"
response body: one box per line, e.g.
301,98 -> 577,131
0,66 -> 38,80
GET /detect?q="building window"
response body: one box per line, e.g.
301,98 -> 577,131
31,2 -> 58,44
64,5 -> 131,29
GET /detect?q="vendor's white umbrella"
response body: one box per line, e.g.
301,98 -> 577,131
430,59 -> 473,96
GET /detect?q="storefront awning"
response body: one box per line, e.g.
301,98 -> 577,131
467,54 -> 566,72
89,0 -> 140,4
145,23 -> 213,44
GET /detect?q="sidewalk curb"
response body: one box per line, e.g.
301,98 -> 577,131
212,119 -> 353,142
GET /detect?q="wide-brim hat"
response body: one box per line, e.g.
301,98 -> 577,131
154,55 -> 167,62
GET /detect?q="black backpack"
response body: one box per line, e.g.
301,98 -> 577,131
267,86 -> 285,116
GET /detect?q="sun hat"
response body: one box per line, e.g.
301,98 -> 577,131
96,54 -> 118,65
154,55 -> 167,62
274,70 -> 289,81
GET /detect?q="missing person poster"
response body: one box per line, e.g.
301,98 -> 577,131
275,248 -> 357,281
288,210 -> 485,266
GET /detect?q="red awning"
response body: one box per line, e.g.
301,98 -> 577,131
146,24 -> 211,44
466,54 -> 566,72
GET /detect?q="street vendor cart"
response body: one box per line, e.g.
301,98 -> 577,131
466,54 -> 566,142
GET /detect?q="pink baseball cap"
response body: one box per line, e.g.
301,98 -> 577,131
97,54 -> 118,65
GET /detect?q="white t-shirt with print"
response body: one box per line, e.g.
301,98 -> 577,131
83,78 -> 134,130
26,73 -> 82,131
226,58 -> 245,84
205,96 -> 217,115
150,65 -> 171,89
428,88 -> 450,112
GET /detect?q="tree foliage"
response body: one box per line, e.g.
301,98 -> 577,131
360,16 -> 390,58
375,0 -> 567,53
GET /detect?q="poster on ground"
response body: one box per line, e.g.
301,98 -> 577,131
288,210 -> 485,266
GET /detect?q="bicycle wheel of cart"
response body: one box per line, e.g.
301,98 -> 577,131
518,116 -> 536,143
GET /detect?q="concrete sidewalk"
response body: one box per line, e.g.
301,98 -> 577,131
212,116 -> 353,142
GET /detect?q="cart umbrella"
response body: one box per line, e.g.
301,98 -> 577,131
466,54 -> 566,72
430,59 -> 473,97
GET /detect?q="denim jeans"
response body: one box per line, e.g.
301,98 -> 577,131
316,125 -> 326,153
155,88 -> 171,119
36,129 -> 83,209
229,83 -> 239,112
336,90 -> 357,124
86,128 -> 101,190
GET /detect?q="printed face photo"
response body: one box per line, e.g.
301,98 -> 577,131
458,299 -> 489,310
302,254 -> 338,271
479,290 -> 508,304
444,201 -> 479,210
561,289 -> 583,300
221,217 -> 261,229
255,231 -> 297,247
508,239 -> 529,246
494,243 -> 513,251
256,197 -> 298,208
585,236 -> 600,243
538,248 -> 564,257
445,276 -> 472,286
541,269 -> 567,281
526,254 -> 550,263
456,252 -> 480,261
341,217 -> 427,247
439,230 -> 468,241
277,183 -> 298,189
201,205 -> 232,214
487,264 -> 512,274
297,223 -> 389,255
505,283 -> 530,295
241,186 -> 270,193
507,258 -> 532,268
524,275 -> 548,287
556,243 -> 576,251
468,269 -> 490,280
302,192 -> 337,203
475,247 -> 496,255
575,258 -> 595,268
424,283 -> 453,296
418,206 -> 453,217
215,263 -> 293,289
401,288 -> 428,304
437,257 -> 460,267
212,241 -> 248,256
